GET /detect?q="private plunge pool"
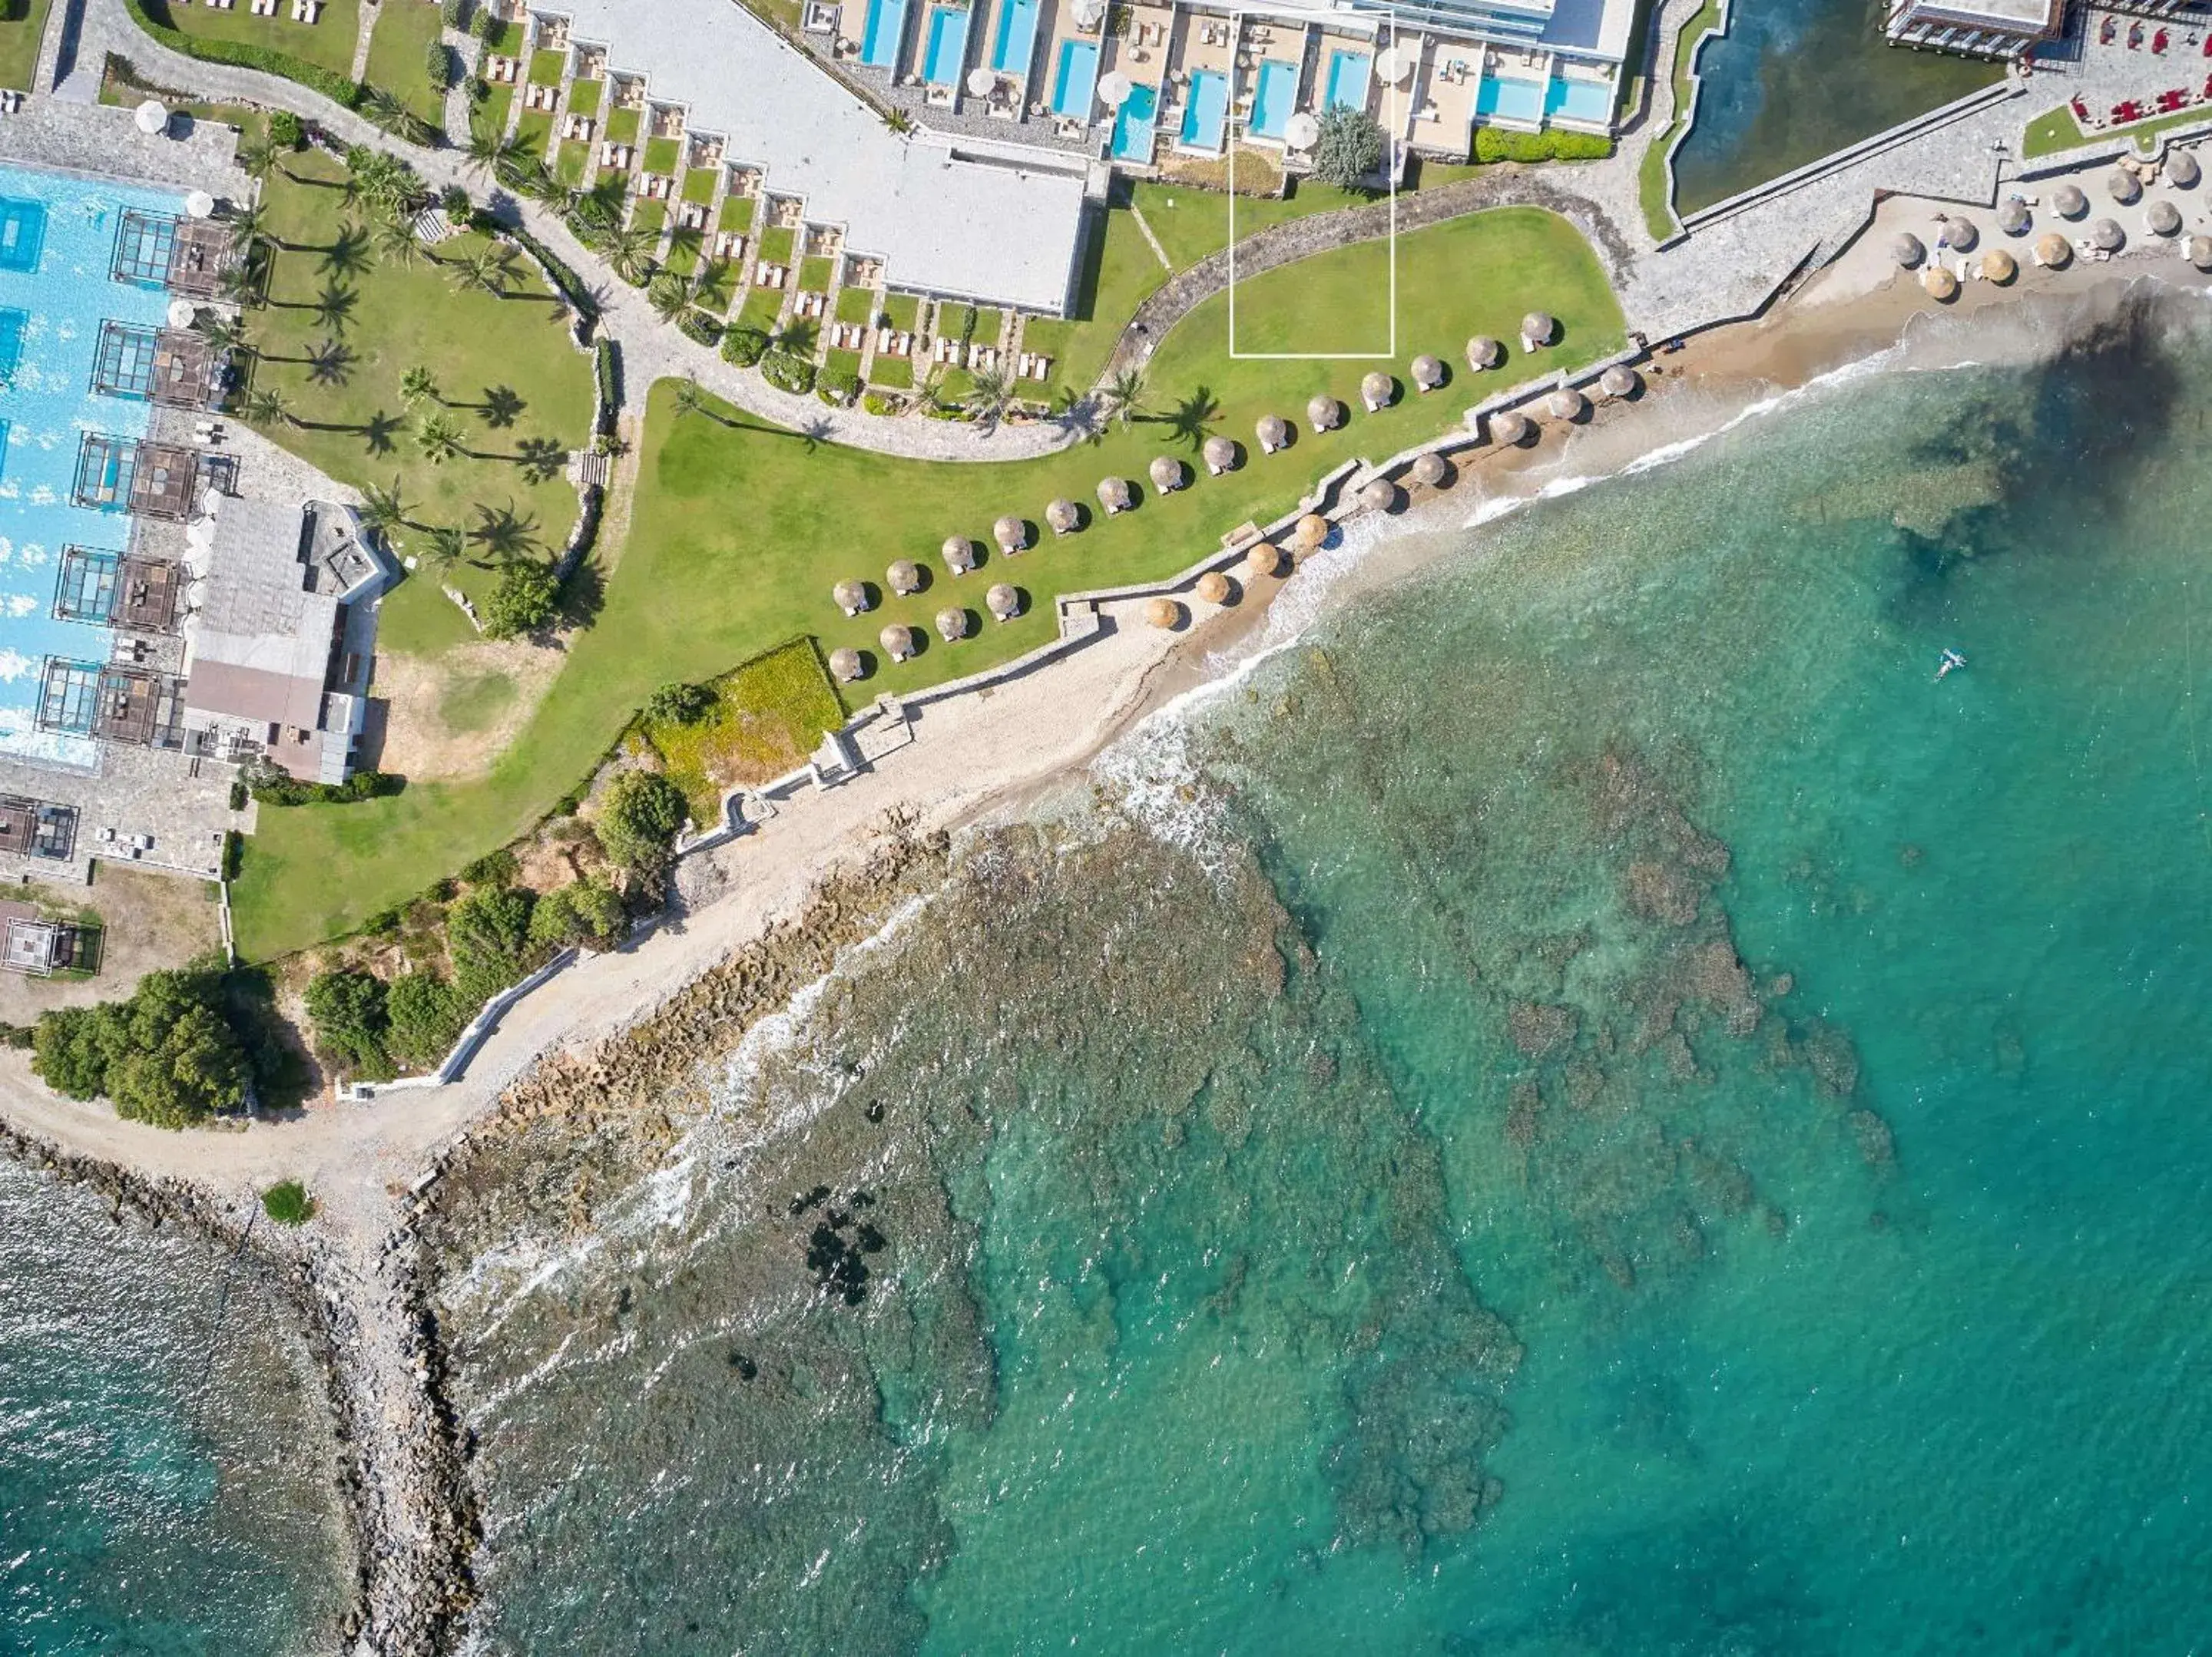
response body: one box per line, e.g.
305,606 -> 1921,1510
923,5 -> 970,85
1111,81 -> 1158,161
1051,36 -> 1100,118
1250,58 -> 1297,141
860,0 -> 910,69
1178,68 -> 1228,150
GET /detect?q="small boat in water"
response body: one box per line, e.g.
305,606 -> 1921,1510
1936,648 -> 1967,682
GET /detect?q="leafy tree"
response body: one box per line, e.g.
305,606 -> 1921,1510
644,681 -> 714,724
386,972 -> 469,1069
481,561 -> 560,638
446,885 -> 535,999
34,968 -> 253,1129
303,968 -> 391,1077
528,878 -> 628,949
1310,104 -> 1386,191
32,1004 -> 121,1099
595,770 -> 689,871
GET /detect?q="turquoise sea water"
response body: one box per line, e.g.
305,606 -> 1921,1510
443,295 -> 2210,1652
0,1162 -> 351,1655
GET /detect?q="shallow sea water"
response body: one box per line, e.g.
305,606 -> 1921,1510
445,293 -> 2212,1654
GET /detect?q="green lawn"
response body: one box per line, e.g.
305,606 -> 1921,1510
240,146 -> 594,657
630,197 -> 666,236
680,167 -> 720,205
836,285 -> 878,326
693,257 -> 737,311
0,0 -> 55,92
882,291 -> 920,331
1130,176 -> 1371,273
642,134 -> 680,174
554,138 -> 590,186
485,18 -> 522,51
137,0 -> 363,74
1018,205 -> 1176,400
474,82 -> 516,147
718,193 -> 756,233
364,0 -> 447,127
567,75 -> 601,115
797,255 -> 832,293
1641,0 -> 1723,241
870,355 -> 914,390
2022,101 -> 2207,159
604,104 -> 640,144
737,285 -> 786,333
528,45 -> 565,83
512,104 -> 553,160
231,207 -> 1621,954
936,301 -> 975,339
823,346 -> 862,382
969,306 -> 1004,346
757,225 -> 794,264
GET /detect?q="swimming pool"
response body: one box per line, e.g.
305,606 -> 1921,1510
1179,68 -> 1228,150
923,5 -> 970,85
1475,72 -> 1545,124
990,0 -> 1040,75
1051,37 -> 1099,118
1545,74 -> 1615,125
1324,48 -> 1369,111
860,0 -> 910,70
0,162 -> 187,767
1250,58 -> 1297,140
1111,81 -> 1158,162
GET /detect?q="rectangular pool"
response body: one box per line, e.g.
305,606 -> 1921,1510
1546,74 -> 1615,126
1111,81 -> 1158,162
1476,72 -> 1545,124
0,162 -> 188,769
860,0 -> 910,70
1050,37 -> 1099,118
990,0 -> 1040,75
1250,58 -> 1297,140
1179,68 -> 1228,150
1324,48 -> 1369,111
923,5 -> 970,84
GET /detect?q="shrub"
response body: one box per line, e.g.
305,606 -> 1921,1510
817,366 -> 859,405
594,770 -> 690,871
303,968 -> 392,1077
440,0 -> 467,28
644,682 -> 714,725
1311,104 -> 1385,190
247,765 -> 402,807
440,184 -> 472,219
759,349 -> 816,395
502,225 -> 598,322
863,392 -> 896,416
471,2 -> 498,38
482,562 -> 561,640
1473,128 -> 1614,164
460,848 -> 519,888
426,40 -> 455,91
268,110 -> 305,150
385,971 -> 469,1069
221,830 -> 243,882
528,878 -> 628,950
594,339 -> 621,432
465,74 -> 490,106
677,309 -> 723,347
261,1180 -> 316,1225
721,327 -> 769,368
227,778 -> 247,812
124,0 -> 367,108
0,1021 -> 33,1051
446,884 -> 536,1000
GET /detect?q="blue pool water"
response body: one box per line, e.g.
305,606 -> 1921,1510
1250,58 -> 1297,139
1179,68 -> 1229,150
860,0 -> 909,70
1110,80 -> 1158,161
1545,73 -> 1615,125
922,5 -> 969,85
1324,48 -> 1369,110
1049,37 -> 1099,118
989,0 -> 1039,75
0,162 -> 186,769
1476,71 -> 1545,124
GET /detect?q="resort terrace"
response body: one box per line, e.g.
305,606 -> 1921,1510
538,0 -> 1092,314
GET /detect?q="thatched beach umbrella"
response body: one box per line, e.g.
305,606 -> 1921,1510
1243,541 -> 1282,579
2108,168 -> 2142,205
1047,497 -> 1081,534
1547,388 -> 1588,422
1467,335 -> 1505,370
1411,451 -> 1449,488
2035,232 -> 2074,269
2090,217 -> 2125,252
1307,393 -> 1343,431
2148,199 -> 2182,237
1600,363 -> 1640,399
1359,477 -> 1398,513
1149,455 -> 1185,492
887,558 -> 922,595
2053,184 -> 2089,219
1144,596 -> 1181,629
1920,264 -> 1959,301
1890,231 -> 1926,268
2168,148 -> 2201,188
1098,475 -> 1132,513
833,578 -> 870,616
935,607 -> 969,643
1997,198 -> 2031,236
1937,217 -> 1978,253
1411,354 -> 1445,392
1491,409 -> 1535,447
2189,234 -> 2212,270
1195,570 -> 1231,605
1361,371 -> 1396,412
1293,513 -> 1330,551
828,647 -> 865,683
1521,310 -> 1556,349
1256,414 -> 1290,453
879,623 -> 915,662
986,582 -> 1022,621
1203,435 -> 1238,475
992,515 -> 1026,554
1979,248 -> 2017,284
942,535 -> 979,574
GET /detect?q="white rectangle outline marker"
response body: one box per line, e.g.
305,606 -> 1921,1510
1226,2 -> 1403,359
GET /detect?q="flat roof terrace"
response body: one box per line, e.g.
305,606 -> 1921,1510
72,435 -> 223,521
91,322 -> 224,409
54,547 -> 183,633
543,0 -> 1091,313
0,797 -> 76,862
111,211 -> 238,299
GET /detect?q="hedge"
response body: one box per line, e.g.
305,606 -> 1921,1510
124,0 -> 369,110
760,349 -> 816,395
677,309 -> 724,347
593,339 -> 621,434
1473,128 -> 1614,164
502,223 -> 599,325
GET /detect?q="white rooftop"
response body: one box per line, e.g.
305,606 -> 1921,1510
550,0 -> 1093,314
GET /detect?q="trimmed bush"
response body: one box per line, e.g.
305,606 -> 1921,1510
262,1180 -> 316,1225
1473,127 -> 1614,164
863,391 -> 896,416
471,3 -> 498,39
440,0 -> 467,27
644,682 -> 714,724
593,339 -> 621,432
501,225 -> 598,323
721,327 -> 769,368
817,366 -> 859,405
248,766 -> 402,808
268,110 -> 305,149
426,40 -> 455,91
595,770 -> 690,871
759,349 -> 816,395
677,309 -> 724,347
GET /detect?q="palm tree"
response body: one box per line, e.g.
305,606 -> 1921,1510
236,137 -> 280,182
416,412 -> 466,465
465,127 -> 518,181
194,311 -> 251,356
446,245 -> 508,298
671,375 -> 706,421
885,107 -> 913,134
647,269 -> 690,324
242,387 -> 293,427
399,365 -> 440,407
364,88 -> 412,139
347,149 -> 414,210
219,258 -> 263,308
1099,365 -> 1147,428
305,337 -> 356,387
373,213 -> 422,271
916,366 -> 951,415
602,227 -> 657,286
319,221 -> 374,280
418,524 -> 466,571
358,478 -> 409,538
310,280 -> 359,334
967,367 -> 1014,428
227,203 -> 270,248
525,170 -> 575,213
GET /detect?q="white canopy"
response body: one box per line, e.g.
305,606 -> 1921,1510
134,100 -> 169,136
